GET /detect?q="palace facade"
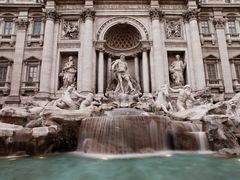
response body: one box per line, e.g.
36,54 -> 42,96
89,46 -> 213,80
0,0 -> 240,106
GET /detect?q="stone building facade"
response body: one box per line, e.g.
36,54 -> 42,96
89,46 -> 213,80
0,0 -> 240,106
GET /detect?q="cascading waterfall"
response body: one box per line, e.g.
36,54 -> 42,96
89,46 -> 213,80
77,109 -> 209,154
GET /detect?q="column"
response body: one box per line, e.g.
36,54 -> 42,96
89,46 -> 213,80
7,18 -> 28,103
214,18 -> 234,93
184,19 -> 195,89
38,9 -> 56,97
97,48 -> 104,94
78,16 -> 85,91
107,54 -> 112,86
81,8 -> 95,93
150,9 -> 165,91
184,9 -> 206,90
142,49 -> 150,93
134,54 -> 140,83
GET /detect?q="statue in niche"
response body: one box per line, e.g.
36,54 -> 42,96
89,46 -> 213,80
59,56 -> 77,90
169,85 -> 196,112
63,21 -> 79,39
111,54 -> 136,94
169,54 -> 186,87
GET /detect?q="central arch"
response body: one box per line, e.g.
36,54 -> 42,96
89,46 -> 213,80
95,17 -> 151,94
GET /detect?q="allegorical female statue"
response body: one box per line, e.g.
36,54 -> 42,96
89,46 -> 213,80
60,56 -> 77,89
169,54 -> 186,86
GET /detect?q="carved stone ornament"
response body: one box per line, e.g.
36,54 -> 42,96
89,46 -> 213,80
213,18 -> 226,29
165,19 -> 182,39
83,8 -> 95,21
45,9 -> 58,20
62,21 -> 79,39
183,9 -> 199,22
149,8 -> 164,21
15,19 -> 29,30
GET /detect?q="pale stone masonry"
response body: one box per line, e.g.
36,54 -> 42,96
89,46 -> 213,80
0,0 -> 240,106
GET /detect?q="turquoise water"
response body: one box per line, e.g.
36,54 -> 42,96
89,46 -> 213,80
0,152 -> 240,180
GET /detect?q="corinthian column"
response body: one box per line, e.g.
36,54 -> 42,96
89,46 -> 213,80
97,47 -> 105,94
81,8 -> 95,93
142,48 -> 150,93
7,18 -> 28,103
214,18 -> 233,93
183,9 -> 206,90
39,10 -> 57,97
150,9 -> 165,91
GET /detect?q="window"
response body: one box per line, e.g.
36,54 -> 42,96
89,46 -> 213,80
235,63 -> 240,83
204,55 -> 222,87
0,65 -> 7,82
206,63 -> 219,84
4,21 -> 13,35
225,0 -> 231,3
27,65 -> 38,83
228,20 -> 237,35
32,20 -> 41,36
200,21 -> 210,34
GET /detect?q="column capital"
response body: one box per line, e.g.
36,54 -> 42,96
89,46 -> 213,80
83,8 -> 95,21
15,18 -> 29,30
213,18 -> 226,29
183,9 -> 199,23
149,8 -> 164,21
45,9 -> 58,21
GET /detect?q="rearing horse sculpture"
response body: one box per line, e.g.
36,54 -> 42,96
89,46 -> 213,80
154,84 -> 173,113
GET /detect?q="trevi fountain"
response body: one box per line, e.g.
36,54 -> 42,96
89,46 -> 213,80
0,0 -> 240,179
0,53 -> 240,180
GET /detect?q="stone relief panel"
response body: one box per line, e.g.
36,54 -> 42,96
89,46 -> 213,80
165,19 -> 182,39
58,52 -> 78,90
61,20 -> 79,40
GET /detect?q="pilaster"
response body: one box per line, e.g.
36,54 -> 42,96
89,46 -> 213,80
6,17 -> 28,104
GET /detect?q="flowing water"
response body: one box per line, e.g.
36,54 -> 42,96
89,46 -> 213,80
78,109 -> 209,154
0,153 -> 240,180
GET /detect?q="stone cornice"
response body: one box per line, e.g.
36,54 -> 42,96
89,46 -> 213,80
15,18 -> 29,30
149,8 -> 164,21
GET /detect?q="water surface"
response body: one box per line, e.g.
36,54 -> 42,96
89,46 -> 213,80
0,152 -> 240,180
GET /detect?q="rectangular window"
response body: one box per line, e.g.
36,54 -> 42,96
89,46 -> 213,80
228,21 -> 237,35
32,20 -> 41,36
235,64 -> 240,83
206,63 -> 219,84
27,65 -> 38,83
201,21 -> 210,34
4,21 -> 13,35
0,65 -> 7,82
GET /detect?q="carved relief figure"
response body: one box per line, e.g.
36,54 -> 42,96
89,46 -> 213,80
169,54 -> 186,86
169,85 -> 196,111
63,21 -> 79,39
165,20 -> 181,39
111,54 -> 135,93
59,56 -> 77,89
